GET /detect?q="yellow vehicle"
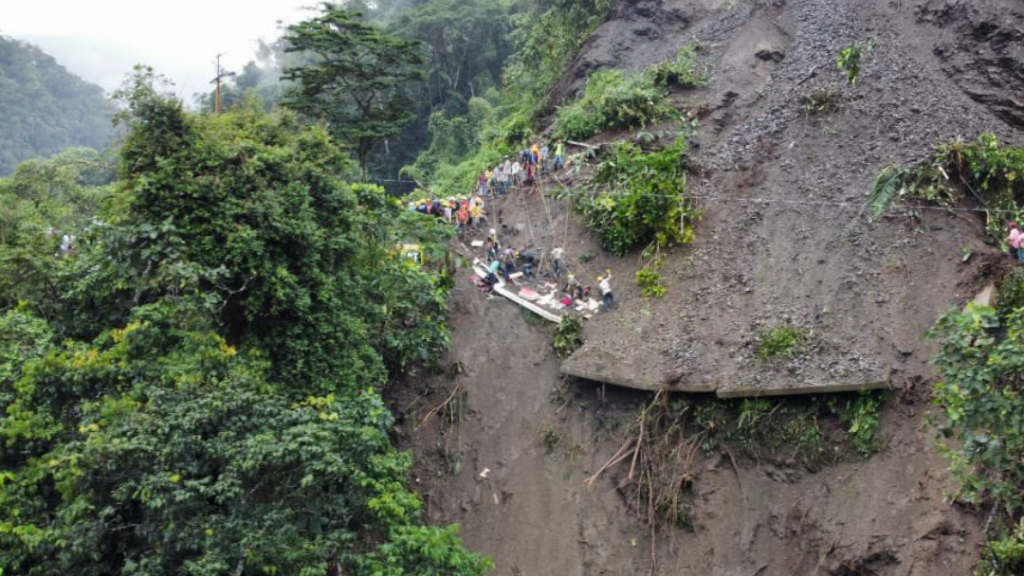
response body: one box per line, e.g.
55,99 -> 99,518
397,243 -> 423,265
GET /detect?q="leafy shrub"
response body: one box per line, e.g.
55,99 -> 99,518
836,40 -> 876,86
929,304 -> 1024,512
555,69 -> 676,141
754,325 -> 809,359
997,269 -> 1024,321
730,397 -> 828,461
975,519 -> 1024,576
650,43 -> 708,88
635,267 -> 667,298
801,88 -> 839,114
553,314 -> 584,359
828,391 -> 884,456
555,42 -> 708,141
566,137 -> 697,256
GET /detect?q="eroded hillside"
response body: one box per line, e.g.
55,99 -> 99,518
394,0 -> 1024,574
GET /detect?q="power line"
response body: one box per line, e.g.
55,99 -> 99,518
209,54 -> 237,117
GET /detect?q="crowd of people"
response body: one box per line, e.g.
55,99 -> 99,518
409,194 -> 489,234
478,230 -> 615,313
409,139 -> 615,314
474,141 -> 567,196
407,140 -> 569,234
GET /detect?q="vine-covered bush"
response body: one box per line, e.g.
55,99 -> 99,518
929,304 -> 1024,512
867,133 -> 1024,244
650,43 -> 708,88
555,70 -> 675,141
553,314 -> 584,359
554,43 -> 706,141
567,138 -> 697,256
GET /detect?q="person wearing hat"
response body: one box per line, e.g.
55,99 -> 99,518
598,270 -> 614,311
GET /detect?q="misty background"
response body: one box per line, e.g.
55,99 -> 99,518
1,1 -> 314,96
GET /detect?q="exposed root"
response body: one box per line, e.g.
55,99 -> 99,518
417,384 -> 462,429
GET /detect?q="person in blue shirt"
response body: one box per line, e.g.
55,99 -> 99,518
485,258 -> 501,291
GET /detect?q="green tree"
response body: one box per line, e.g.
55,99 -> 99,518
282,4 -> 426,180
0,304 -> 488,576
0,68 -> 485,576
391,0 -> 510,112
0,148 -> 113,322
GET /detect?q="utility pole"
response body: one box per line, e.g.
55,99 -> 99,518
209,54 -> 236,116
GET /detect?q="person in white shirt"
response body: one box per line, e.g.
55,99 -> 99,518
550,246 -> 565,277
598,271 -> 613,311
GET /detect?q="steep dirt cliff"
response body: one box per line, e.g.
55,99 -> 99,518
393,0 -> 1024,574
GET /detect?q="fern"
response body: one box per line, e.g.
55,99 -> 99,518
866,164 -> 910,221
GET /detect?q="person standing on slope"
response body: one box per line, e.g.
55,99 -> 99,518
598,271 -> 614,311
550,246 -> 565,278
485,258 -> 501,292
1009,222 -> 1022,263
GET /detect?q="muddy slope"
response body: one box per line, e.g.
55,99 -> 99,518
565,0 -> 1023,396
394,0 -> 1024,574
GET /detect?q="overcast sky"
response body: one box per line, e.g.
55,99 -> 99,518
1,1 -> 316,97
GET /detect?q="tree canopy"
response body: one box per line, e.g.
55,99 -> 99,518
0,70 -> 485,576
282,5 -> 426,180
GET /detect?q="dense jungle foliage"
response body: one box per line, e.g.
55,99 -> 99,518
0,37 -> 115,176
0,2 -> 624,571
930,304 -> 1024,576
0,67 -> 486,575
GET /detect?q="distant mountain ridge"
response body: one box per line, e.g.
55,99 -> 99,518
0,36 -> 114,175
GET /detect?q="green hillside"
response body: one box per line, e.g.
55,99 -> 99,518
0,36 -> 114,175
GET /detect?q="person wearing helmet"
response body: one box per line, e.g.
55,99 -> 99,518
598,271 -> 614,311
563,274 -> 582,303
486,230 -> 501,262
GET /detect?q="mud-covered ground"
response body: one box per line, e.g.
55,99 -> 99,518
391,0 -> 1024,574
564,0 -> 1023,395
393,278 -> 982,575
